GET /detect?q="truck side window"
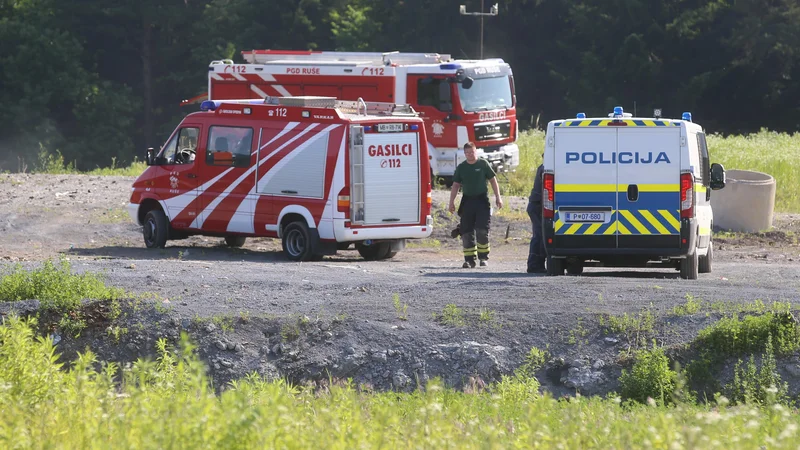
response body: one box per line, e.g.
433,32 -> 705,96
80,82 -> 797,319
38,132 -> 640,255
417,78 -> 452,112
207,126 -> 253,168
696,133 -> 710,187
159,127 -> 199,165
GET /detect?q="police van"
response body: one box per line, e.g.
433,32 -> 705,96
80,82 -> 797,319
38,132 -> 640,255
541,107 -> 726,279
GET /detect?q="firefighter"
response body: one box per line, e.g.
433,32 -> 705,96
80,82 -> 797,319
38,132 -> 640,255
527,160 -> 547,273
448,142 -> 503,268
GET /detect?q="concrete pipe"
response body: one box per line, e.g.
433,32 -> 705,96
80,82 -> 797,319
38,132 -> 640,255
710,169 -> 776,232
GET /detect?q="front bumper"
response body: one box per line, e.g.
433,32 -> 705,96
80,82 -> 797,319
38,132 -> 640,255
127,202 -> 141,226
476,143 -> 520,173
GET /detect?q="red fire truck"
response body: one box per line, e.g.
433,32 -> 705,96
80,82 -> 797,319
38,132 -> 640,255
186,50 -> 519,186
128,96 -> 433,261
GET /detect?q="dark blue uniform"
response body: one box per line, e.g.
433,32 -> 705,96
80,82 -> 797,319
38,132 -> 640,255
527,164 -> 546,272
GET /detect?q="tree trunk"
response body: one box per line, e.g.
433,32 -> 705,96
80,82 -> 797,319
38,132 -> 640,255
142,19 -> 154,149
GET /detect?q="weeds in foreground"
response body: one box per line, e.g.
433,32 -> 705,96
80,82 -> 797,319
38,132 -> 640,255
435,304 -> 466,327
392,294 -> 408,321
3,317 -> 800,447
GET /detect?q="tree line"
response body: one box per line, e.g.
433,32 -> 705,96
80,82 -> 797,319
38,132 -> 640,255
1,0 -> 798,171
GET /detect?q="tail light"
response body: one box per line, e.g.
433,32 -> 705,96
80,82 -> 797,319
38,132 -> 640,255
426,183 -> 432,206
543,173 -> 555,219
680,173 -> 694,218
337,187 -> 350,214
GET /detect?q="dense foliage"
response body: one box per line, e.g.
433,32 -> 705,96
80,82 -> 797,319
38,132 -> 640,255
1,0 -> 798,171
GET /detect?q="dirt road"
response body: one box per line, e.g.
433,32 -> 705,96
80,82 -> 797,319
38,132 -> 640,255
2,173 -> 800,397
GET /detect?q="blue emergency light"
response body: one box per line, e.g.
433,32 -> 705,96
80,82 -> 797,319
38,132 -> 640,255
613,106 -> 624,118
410,124 -> 419,130
200,100 -> 217,111
682,112 -> 692,122
576,112 -> 586,119
439,63 -> 463,70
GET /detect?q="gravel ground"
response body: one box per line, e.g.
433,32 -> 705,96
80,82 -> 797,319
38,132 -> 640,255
2,173 -> 800,398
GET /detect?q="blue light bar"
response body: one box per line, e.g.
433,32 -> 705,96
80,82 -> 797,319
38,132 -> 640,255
200,100 -> 217,111
613,106 -> 624,117
410,124 -> 419,130
440,63 -> 462,70
682,112 -> 692,122
364,126 -> 372,132
576,112 -> 586,119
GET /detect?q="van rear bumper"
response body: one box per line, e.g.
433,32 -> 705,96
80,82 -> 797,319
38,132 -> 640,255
334,220 -> 433,242
544,217 -> 697,258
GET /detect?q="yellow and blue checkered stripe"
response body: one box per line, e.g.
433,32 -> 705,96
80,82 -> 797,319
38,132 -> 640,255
555,119 -> 678,127
554,183 -> 680,236
554,210 -> 680,235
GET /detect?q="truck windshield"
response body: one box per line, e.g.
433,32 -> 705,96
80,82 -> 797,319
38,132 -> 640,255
458,76 -> 513,112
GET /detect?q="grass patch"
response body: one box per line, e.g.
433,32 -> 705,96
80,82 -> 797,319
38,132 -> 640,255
4,317 -> 800,447
619,342 -> 677,405
0,258 -> 123,314
694,311 -> 800,357
93,207 -> 130,224
599,310 -> 656,349
708,129 -> 800,212
435,303 -> 466,327
405,238 -> 442,249
672,294 -> 702,316
392,293 -> 408,321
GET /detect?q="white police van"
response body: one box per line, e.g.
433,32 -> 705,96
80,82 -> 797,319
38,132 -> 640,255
541,107 -> 726,279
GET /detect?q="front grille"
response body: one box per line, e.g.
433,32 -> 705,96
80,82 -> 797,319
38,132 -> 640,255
474,121 -> 510,141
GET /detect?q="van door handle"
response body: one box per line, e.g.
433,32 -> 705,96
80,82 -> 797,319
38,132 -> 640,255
187,173 -> 197,179
627,184 -> 639,202
281,190 -> 298,194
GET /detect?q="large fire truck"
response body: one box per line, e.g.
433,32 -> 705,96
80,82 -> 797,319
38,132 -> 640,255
129,96 -> 433,261
187,50 -> 520,185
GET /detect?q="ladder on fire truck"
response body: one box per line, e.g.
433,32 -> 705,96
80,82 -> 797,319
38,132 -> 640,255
240,50 -> 452,66
204,96 -> 418,117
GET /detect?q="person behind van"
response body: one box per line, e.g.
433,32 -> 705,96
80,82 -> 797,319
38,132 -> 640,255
448,142 -> 503,268
526,161 -> 547,273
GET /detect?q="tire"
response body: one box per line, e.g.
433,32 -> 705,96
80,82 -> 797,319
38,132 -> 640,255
699,241 -> 713,274
680,251 -> 699,280
546,256 -> 565,276
282,221 -> 315,261
224,236 -> 247,248
566,262 -> 584,275
143,209 -> 169,249
357,242 -> 391,261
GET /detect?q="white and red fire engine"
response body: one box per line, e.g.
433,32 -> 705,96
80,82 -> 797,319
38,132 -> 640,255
129,96 -> 433,261
183,50 -> 520,185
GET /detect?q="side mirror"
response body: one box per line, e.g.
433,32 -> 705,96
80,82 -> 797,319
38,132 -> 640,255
710,162 -> 726,190
146,147 -> 155,165
461,77 -> 474,89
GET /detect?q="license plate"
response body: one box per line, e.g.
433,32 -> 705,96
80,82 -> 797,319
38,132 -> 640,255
564,212 -> 604,222
377,123 -> 404,132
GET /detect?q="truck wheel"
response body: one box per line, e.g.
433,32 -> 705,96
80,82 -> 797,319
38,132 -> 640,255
143,209 -> 169,249
357,242 -> 391,260
566,261 -> 584,275
224,236 -> 247,248
680,251 -> 699,280
282,221 -> 315,261
546,256 -> 565,276
699,242 -> 713,274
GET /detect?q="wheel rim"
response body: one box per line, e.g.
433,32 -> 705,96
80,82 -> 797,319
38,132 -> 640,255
286,229 -> 305,257
144,218 -> 157,246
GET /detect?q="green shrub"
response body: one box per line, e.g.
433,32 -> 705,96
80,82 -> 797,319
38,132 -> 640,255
619,342 -> 677,405
725,335 -> 788,406
0,257 -> 123,313
694,312 -> 800,358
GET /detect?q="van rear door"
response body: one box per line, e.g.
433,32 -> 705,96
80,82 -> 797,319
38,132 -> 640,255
353,126 -> 421,226
552,127 -> 617,249
616,128 -> 681,249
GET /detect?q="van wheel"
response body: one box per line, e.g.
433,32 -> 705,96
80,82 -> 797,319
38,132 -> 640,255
143,209 -> 169,249
357,242 -> 391,260
224,236 -> 246,248
546,256 -> 565,276
282,221 -> 315,261
566,262 -> 584,275
680,251 -> 699,280
699,242 -> 713,274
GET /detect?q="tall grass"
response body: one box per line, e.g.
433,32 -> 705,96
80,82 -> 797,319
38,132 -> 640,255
1,317 -> 799,448
707,130 -> 800,213
507,129 -> 800,212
